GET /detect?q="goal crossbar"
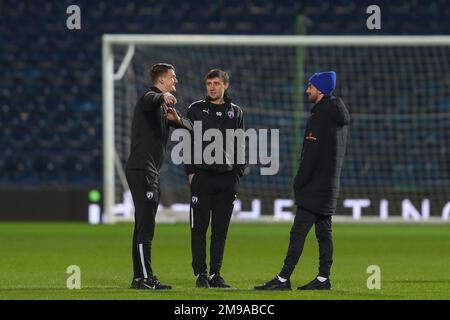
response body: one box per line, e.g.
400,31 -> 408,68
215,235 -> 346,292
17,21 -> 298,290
103,34 -> 450,47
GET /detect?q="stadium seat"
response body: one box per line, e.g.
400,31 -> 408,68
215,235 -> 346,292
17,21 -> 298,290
247,0 -> 273,15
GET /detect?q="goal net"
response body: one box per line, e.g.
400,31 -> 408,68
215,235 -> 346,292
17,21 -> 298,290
102,35 -> 450,223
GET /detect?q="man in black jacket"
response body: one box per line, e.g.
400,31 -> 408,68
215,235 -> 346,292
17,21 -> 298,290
185,69 -> 246,288
255,71 -> 350,291
125,63 -> 193,290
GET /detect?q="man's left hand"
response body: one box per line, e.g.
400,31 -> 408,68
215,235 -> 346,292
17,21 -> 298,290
165,107 -> 181,123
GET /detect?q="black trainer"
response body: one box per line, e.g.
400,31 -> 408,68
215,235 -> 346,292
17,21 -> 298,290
130,278 -> 142,289
254,276 -> 292,291
196,273 -> 210,288
141,275 -> 172,290
298,277 -> 332,290
209,274 -> 231,288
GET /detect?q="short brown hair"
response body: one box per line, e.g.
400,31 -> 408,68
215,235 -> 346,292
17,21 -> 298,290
150,63 -> 174,84
205,69 -> 229,84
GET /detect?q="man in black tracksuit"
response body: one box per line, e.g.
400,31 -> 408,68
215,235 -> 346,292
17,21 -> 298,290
255,71 -> 350,291
185,69 -> 246,288
125,63 -> 193,290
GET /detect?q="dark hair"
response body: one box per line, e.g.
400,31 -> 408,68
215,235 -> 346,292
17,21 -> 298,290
204,69 -> 229,84
150,63 -> 174,84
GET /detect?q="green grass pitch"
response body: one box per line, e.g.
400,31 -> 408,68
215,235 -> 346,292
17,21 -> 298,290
0,222 -> 449,300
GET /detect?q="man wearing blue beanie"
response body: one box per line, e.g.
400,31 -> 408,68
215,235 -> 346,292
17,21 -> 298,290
256,71 -> 350,291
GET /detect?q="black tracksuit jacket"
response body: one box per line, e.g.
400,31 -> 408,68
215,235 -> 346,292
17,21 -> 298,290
184,94 -> 246,177
294,95 -> 351,215
125,86 -> 193,177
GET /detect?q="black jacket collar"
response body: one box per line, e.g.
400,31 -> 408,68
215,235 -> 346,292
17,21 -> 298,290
150,86 -> 163,93
311,95 -> 332,114
205,93 -> 232,104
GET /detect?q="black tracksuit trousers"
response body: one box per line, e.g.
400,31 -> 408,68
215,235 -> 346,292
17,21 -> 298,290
279,206 -> 333,279
189,170 -> 239,276
125,169 -> 160,279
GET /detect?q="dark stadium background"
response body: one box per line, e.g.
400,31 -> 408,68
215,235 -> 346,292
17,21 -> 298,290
1,0 -> 449,221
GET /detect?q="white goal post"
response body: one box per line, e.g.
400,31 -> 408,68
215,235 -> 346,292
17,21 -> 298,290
102,35 -> 450,224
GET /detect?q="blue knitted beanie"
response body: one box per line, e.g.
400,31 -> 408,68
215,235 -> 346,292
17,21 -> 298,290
309,71 -> 336,95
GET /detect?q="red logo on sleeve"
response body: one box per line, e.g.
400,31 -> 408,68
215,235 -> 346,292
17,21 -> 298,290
305,132 -> 317,141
